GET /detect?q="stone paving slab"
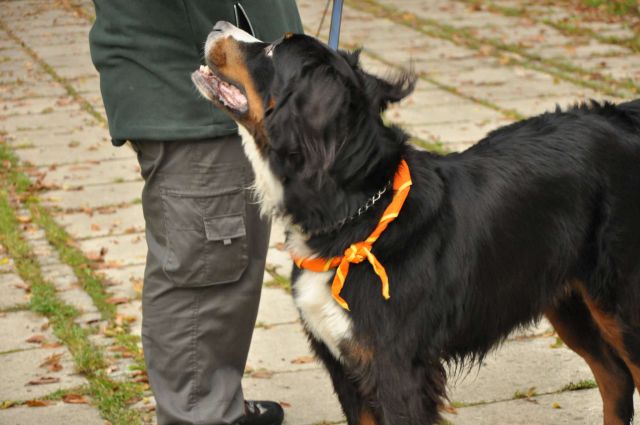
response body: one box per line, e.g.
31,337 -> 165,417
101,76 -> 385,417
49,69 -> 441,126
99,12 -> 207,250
255,287 -> 299,326
500,94 -> 624,117
374,0 -> 639,89
67,75 -> 100,95
244,369 -> 345,425
0,310 -> 53,353
7,126 -> 111,148
445,389 -> 640,425
95,264 -> 145,301
41,181 -> 143,210
0,348 -> 86,401
0,403 -> 105,425
247,323 -> 317,373
3,96 -> 81,117
0,110 -> 94,133
448,337 -> 593,404
78,232 -> 147,268
56,204 -> 145,240
0,81 -> 67,102
40,157 -> 141,188
406,119 -> 510,147
265,247 -> 294,277
17,142 -> 132,167
37,45 -> 92,62
387,100 -> 504,126
0,273 -> 29,309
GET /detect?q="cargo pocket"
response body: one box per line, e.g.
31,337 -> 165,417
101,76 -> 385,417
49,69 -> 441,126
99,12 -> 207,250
160,167 -> 249,287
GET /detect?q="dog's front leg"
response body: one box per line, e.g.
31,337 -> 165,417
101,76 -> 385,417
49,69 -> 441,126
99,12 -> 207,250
308,337 -> 373,424
369,352 -> 446,425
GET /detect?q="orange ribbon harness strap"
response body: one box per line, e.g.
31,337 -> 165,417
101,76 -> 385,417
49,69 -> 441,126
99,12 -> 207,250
292,159 -> 413,310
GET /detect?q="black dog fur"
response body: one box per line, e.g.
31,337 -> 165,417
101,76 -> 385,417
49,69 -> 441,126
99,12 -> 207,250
196,28 -> 640,424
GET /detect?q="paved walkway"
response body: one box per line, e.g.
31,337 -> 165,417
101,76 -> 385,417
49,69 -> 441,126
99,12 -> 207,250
0,0 -> 639,423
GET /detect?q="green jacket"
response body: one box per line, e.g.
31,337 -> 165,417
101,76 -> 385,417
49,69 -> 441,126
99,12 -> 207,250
89,0 -> 303,146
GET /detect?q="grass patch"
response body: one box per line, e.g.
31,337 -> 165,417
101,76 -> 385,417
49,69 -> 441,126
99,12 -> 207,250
0,303 -> 30,313
264,265 -> 292,293
410,137 -> 450,154
0,142 -> 143,424
549,336 -> 564,348
30,205 -> 117,321
346,0 -> 638,97
513,387 -> 538,399
459,0 -> 640,54
580,0 -> 639,17
562,379 -> 597,391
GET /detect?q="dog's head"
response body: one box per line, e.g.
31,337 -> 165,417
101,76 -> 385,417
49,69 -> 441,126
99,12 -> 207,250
193,22 -> 415,225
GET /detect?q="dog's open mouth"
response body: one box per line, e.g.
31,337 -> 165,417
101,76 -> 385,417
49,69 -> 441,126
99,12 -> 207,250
191,65 -> 248,113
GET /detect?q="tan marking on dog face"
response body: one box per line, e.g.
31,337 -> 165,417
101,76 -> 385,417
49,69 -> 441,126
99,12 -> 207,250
209,37 -> 266,130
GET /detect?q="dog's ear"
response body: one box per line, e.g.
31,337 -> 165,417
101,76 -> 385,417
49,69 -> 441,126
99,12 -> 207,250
363,70 -> 416,112
342,50 -> 416,112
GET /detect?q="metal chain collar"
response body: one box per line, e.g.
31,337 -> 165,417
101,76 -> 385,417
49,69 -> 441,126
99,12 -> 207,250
303,180 -> 392,237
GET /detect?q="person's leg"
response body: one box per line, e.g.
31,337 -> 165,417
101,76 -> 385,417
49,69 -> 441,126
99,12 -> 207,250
132,136 -> 270,425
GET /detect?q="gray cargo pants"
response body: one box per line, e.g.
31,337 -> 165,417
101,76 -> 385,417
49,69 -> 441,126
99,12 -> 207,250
131,136 -> 270,425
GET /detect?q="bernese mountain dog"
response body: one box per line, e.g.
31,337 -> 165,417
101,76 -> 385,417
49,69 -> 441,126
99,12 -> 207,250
192,21 -> 640,425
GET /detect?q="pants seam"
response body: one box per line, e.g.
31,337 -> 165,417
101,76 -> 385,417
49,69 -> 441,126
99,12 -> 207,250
188,292 -> 202,425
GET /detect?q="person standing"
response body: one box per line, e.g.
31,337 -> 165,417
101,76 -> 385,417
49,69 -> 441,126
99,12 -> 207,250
88,2 -> 303,424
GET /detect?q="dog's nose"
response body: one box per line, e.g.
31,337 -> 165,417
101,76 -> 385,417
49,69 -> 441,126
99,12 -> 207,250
213,21 -> 235,33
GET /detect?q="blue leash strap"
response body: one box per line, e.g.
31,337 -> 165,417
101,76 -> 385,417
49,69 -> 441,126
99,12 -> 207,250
328,0 -> 344,50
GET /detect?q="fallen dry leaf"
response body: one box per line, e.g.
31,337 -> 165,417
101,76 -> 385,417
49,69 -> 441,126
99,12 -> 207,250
26,334 -> 45,344
86,248 -> 106,262
94,260 -> 123,270
27,376 -> 60,385
279,401 -> 292,408
62,394 -> 89,404
106,297 -> 129,305
478,44 -> 494,56
290,356 -> 314,365
25,399 -> 54,407
90,223 -> 102,231
250,369 -> 273,379
442,404 -> 458,414
40,353 -> 63,372
16,215 -> 31,223
0,400 -> 16,409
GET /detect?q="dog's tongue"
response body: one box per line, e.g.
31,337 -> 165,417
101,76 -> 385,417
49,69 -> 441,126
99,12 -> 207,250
217,79 -> 246,110
196,65 -> 248,112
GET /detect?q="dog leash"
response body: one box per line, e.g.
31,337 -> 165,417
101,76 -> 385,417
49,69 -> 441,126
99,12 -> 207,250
328,0 -> 344,50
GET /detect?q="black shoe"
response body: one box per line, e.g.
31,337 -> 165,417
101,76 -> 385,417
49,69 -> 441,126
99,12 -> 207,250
235,400 -> 284,425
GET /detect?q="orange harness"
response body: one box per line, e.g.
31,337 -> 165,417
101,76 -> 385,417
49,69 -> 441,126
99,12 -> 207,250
292,159 -> 412,310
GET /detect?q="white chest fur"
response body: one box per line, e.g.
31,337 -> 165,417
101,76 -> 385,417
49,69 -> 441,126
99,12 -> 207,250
294,269 -> 353,361
238,125 -> 284,216
235,126 -> 352,360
